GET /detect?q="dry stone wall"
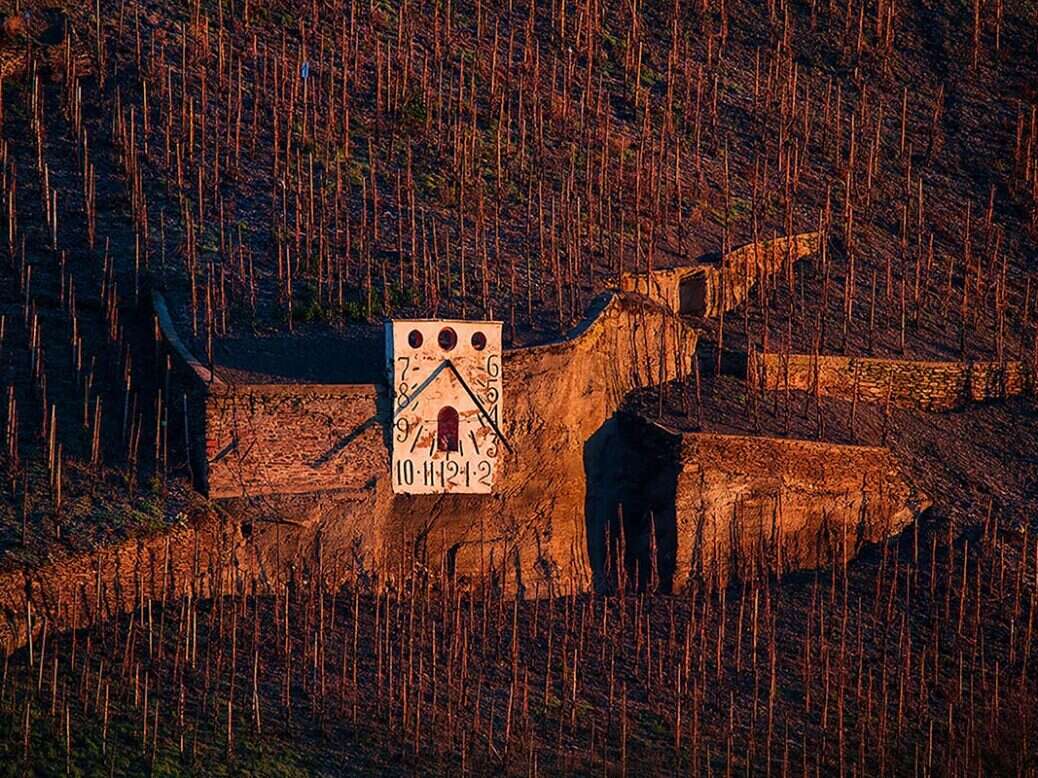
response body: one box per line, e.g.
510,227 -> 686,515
750,351 -> 1033,411
206,384 -> 386,498
0,519 -> 236,650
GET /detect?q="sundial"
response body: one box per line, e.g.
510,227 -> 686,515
386,320 -> 506,494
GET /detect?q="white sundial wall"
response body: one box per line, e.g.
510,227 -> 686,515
386,320 -> 504,494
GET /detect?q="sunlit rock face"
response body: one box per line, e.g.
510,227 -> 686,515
622,419 -> 929,592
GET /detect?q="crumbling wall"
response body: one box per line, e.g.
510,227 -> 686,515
205,384 -> 386,499
750,351 -> 1033,411
632,425 -> 927,591
621,232 -> 820,317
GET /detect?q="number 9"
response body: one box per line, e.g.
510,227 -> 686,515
395,417 -> 410,442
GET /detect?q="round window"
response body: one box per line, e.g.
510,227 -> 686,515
408,330 -> 423,348
438,327 -> 458,351
471,331 -> 487,350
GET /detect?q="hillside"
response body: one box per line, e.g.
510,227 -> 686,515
0,0 -> 1034,773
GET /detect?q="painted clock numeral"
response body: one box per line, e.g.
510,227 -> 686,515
395,458 -> 415,486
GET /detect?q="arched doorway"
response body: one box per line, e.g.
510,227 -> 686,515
437,406 -> 460,452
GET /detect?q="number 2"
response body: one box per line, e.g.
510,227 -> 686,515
477,460 -> 492,486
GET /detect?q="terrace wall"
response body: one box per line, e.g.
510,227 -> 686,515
621,232 -> 820,317
205,384 -> 387,499
157,290 -> 698,595
0,518 -> 234,649
749,352 -> 1033,411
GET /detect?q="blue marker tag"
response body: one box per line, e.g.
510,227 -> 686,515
301,61 -> 310,80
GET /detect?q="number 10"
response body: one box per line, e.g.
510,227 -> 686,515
395,459 -> 415,485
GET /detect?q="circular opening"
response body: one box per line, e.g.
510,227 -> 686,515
407,329 -> 423,348
471,331 -> 487,351
438,327 -> 458,351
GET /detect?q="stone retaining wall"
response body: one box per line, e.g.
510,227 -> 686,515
621,232 -> 820,317
749,351 -> 1033,411
0,519 -> 236,650
627,423 -> 927,591
206,384 -> 386,499
158,291 -> 698,595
